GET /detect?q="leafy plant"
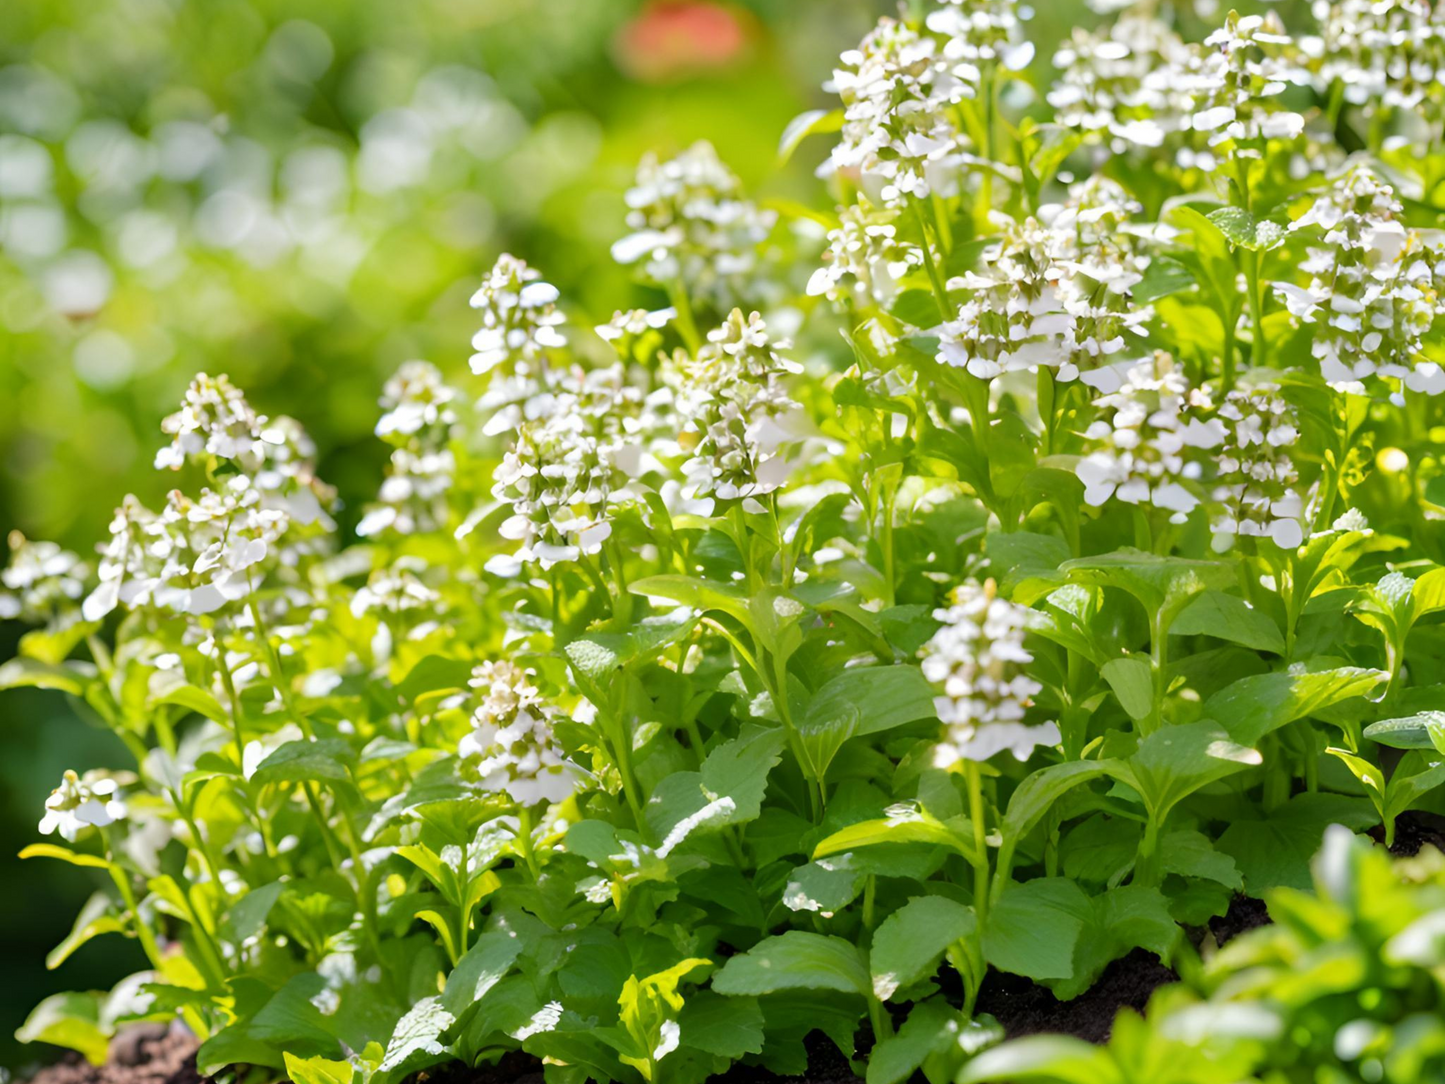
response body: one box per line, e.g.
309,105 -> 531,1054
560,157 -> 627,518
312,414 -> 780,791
6,0 -> 1445,1081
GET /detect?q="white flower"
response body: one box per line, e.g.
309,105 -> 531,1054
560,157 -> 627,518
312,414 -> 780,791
1075,353 -> 1223,523
350,559 -> 443,619
1050,15 -> 1190,150
358,361 -> 460,538
460,661 -> 576,808
154,372 -> 262,472
612,142 -> 777,311
1273,166 -> 1445,392
469,253 -> 567,377
808,200 -> 924,309
1210,384 -> 1309,550
39,770 -> 127,841
1303,0 -> 1445,123
921,580 -> 1058,763
0,532 -> 88,629
670,310 -> 804,510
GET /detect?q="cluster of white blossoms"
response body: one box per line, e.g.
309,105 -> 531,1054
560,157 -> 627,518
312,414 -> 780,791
1050,14 -> 1191,150
84,374 -> 335,621
1171,12 -> 1308,164
936,178 -> 1153,382
358,361 -> 460,538
921,580 -> 1059,764
469,253 -> 567,379
1302,0 -> 1445,123
1273,167 -> 1445,394
807,200 -> 925,309
1075,354 -> 1224,524
0,533 -> 88,629
825,2 -> 1034,206
1210,384 -> 1309,550
611,142 -> 778,311
459,660 -> 574,807
668,309 -> 803,512
39,769 -> 127,842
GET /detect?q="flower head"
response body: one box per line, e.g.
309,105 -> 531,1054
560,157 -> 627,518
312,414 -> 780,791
359,361 -> 460,538
469,254 -> 567,377
669,310 -> 803,511
39,770 -> 127,842
612,142 -> 777,311
0,532 -> 88,629
1210,384 -> 1308,550
154,373 -> 263,472
460,660 -> 575,807
807,200 -> 924,309
1075,353 -> 1224,523
921,580 -> 1058,763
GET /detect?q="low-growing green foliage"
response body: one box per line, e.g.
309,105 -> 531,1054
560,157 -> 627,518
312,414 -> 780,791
5,0 -> 1445,1081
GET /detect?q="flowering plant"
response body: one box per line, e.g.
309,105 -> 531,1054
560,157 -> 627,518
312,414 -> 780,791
7,2 -> 1445,1082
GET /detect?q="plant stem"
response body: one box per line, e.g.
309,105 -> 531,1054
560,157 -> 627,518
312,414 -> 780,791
964,760 -> 990,927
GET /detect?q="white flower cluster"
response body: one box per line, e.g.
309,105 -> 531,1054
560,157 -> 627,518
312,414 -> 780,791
0,532 -> 88,629
612,142 -> 778,312
469,253 -> 567,378
1050,14 -> 1190,150
921,580 -> 1058,764
825,2 -> 1033,207
669,310 -> 803,512
359,361 -> 460,538
1273,167 -> 1445,394
1303,0 -> 1445,122
459,660 -> 574,807
350,559 -> 443,622
84,374 -> 334,621
1210,384 -> 1308,550
1075,354 -> 1224,523
807,200 -> 925,310
39,769 -> 127,842
936,178 -> 1153,382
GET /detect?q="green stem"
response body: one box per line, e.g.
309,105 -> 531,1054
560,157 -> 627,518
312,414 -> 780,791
964,761 -> 990,927
912,200 -> 952,324
515,805 -> 541,881
668,279 -> 703,354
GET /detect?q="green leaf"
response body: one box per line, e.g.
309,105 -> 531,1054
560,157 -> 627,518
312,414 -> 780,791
870,895 -> 977,1001
1160,830 -> 1242,890
1117,722 -> 1261,821
1133,257 -> 1195,303
813,808 -> 978,865
867,998 -> 989,1084
796,665 -> 935,779
677,992 -> 764,1058
1217,792 -> 1375,893
713,932 -> 870,999
20,843 -> 112,870
627,575 -> 750,626
1000,760 -> 1115,858
1170,591 -> 1284,654
782,858 -> 866,914
564,609 -> 698,679
47,893 -> 126,970
222,882 -> 284,945
1062,550 -> 1233,630
777,107 -> 843,164
251,738 -> 356,787
986,532 -> 1071,595
394,655 -> 474,703
442,928 -> 523,1017
0,657 -> 91,695
1206,206 -> 1285,251
984,878 -> 1090,983
147,681 -> 228,723
283,1053 -> 356,1084
1206,667 -> 1387,746
958,1034 -> 1119,1084
1365,711 -> 1445,750
1058,885 -> 1177,1001
17,991 -> 110,1065
378,996 -> 454,1073
1100,657 -> 1152,721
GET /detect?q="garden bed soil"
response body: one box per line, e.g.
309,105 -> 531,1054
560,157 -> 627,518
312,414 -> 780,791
1369,810 -> 1445,857
23,1025 -> 201,1084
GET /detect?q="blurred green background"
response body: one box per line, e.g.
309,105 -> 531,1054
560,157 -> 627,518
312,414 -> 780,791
0,0 -> 883,1069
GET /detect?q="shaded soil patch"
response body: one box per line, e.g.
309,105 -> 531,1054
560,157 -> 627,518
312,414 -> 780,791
975,948 -> 1178,1044
1207,894 -> 1271,947
22,1025 -> 201,1084
1369,810 -> 1445,857
422,1051 -> 547,1084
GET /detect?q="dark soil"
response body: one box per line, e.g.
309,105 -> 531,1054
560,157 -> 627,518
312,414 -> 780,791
974,948 -> 1178,1044
21,1025 -> 201,1084
1368,810 -> 1445,857
1206,894 -> 1271,947
422,1052 -> 546,1084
